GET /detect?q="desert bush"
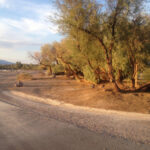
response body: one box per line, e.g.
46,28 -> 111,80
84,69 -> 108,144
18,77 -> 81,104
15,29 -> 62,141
83,66 -> 98,84
17,73 -> 33,80
52,64 -> 64,74
139,67 -> 150,83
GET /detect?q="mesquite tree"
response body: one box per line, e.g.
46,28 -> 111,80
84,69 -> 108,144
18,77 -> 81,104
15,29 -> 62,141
53,0 -> 150,91
31,44 -> 57,75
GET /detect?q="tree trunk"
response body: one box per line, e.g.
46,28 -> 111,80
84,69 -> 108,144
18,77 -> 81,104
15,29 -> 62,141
107,58 -> 120,92
65,62 -> 81,81
114,81 -> 121,92
95,67 -> 101,83
135,64 -> 138,88
48,66 -> 52,75
108,61 -> 114,82
132,63 -> 138,88
117,69 -> 123,83
98,40 -> 120,91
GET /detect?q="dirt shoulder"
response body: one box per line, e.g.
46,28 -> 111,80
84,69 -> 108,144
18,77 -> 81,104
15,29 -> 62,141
0,70 -> 150,114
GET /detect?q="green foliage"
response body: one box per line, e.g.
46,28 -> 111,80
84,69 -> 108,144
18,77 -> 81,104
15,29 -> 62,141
15,62 -> 23,69
22,64 -> 39,70
52,64 -> 64,74
139,67 -> 150,83
112,45 -> 131,79
0,64 -> 39,70
31,43 -> 58,75
42,0 -> 150,87
40,44 -> 57,66
83,65 -> 98,84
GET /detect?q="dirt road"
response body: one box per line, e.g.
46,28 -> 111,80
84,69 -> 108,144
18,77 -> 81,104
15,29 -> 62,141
0,91 -> 150,150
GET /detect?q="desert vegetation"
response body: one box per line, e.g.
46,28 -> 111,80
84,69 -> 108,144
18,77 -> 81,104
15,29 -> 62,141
0,62 -> 39,70
17,73 -> 33,81
30,0 -> 150,92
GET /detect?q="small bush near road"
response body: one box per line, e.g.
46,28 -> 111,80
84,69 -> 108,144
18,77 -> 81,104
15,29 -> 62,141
17,73 -> 33,81
83,66 -> 99,84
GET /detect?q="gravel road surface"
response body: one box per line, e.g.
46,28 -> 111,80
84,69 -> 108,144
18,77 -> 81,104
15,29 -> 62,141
0,91 -> 150,150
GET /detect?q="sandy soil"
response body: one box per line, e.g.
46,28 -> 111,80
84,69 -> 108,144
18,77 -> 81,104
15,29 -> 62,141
1,70 -> 149,114
0,70 -> 150,147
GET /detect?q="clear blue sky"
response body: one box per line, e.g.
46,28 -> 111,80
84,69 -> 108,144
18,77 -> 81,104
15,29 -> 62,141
0,0 -> 62,63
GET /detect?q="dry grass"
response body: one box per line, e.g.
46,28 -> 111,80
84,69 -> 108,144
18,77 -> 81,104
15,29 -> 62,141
17,73 -> 33,81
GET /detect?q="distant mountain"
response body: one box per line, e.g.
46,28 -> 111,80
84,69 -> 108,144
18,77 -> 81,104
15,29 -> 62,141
0,59 -> 13,65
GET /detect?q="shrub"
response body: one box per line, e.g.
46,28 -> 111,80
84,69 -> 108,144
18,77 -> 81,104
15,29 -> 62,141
139,67 -> 150,83
83,65 -> 98,84
52,64 -> 64,74
17,73 -> 33,80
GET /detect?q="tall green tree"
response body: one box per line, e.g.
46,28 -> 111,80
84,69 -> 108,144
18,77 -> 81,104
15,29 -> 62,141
31,44 -> 57,75
53,39 -> 85,80
53,0 -> 149,90
117,14 -> 150,88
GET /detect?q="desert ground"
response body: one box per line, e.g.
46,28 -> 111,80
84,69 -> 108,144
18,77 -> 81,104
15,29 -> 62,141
3,70 -> 150,114
0,70 -> 150,150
